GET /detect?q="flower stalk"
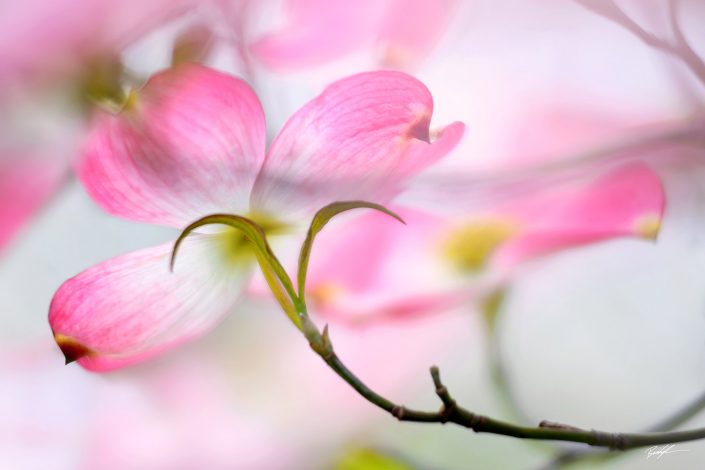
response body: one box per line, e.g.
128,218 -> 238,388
214,201 -> 705,452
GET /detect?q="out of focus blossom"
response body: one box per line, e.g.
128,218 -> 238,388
298,78 -> 677,323
0,341 -> 292,470
0,0 -> 207,257
305,162 -> 664,323
250,0 -> 459,70
0,0 -> 195,92
49,64 -> 464,371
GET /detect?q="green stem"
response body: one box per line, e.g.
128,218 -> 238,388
266,199 -> 705,455
539,388 -> 705,469
483,289 -> 534,426
302,312 -> 705,450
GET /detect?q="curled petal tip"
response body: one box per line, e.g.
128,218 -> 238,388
404,111 -> 432,142
634,214 -> 662,241
54,334 -> 93,365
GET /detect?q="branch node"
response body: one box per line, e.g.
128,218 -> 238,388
392,405 -> 406,421
614,433 -> 628,450
429,365 -> 458,421
469,413 -> 486,431
305,320 -> 705,453
590,430 -> 628,449
539,420 -> 583,432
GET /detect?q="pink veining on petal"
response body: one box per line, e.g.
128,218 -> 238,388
251,70 -> 464,216
77,64 -> 266,227
49,235 -> 249,371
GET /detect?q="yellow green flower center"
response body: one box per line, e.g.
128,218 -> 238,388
79,56 -> 128,111
440,219 -> 517,273
216,213 -> 290,268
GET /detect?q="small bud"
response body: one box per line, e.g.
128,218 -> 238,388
302,316 -> 334,357
321,324 -> 332,353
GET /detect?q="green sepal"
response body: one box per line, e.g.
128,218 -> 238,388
170,213 -> 301,329
297,201 -> 405,299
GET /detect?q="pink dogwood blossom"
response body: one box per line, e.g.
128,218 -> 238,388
49,64 -> 464,371
299,94 -> 671,324
304,162 -> 664,323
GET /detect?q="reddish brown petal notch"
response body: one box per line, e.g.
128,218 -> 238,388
54,334 -> 94,365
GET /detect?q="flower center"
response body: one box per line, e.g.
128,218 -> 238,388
78,56 -> 128,111
440,219 -> 517,273
216,213 -> 290,268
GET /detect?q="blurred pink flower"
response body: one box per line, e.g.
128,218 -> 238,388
305,163 -> 664,324
250,0 -> 459,70
0,0 -> 195,90
0,341 -> 294,470
49,64 -> 464,371
0,0 -> 204,257
301,97 -> 670,323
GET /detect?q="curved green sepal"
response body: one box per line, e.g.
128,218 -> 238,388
170,213 -> 301,329
297,201 -> 405,299
254,250 -> 302,330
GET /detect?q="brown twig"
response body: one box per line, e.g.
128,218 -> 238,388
303,320 -> 705,451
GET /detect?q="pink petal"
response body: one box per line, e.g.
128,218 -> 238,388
251,71 -> 464,216
493,162 -> 665,268
78,64 -> 266,227
304,207 -> 472,323
49,235 -> 249,371
250,0 -> 383,70
378,0 -> 458,69
304,164 -> 664,325
0,153 -> 66,256
250,0 -> 455,71
492,97 -> 670,171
